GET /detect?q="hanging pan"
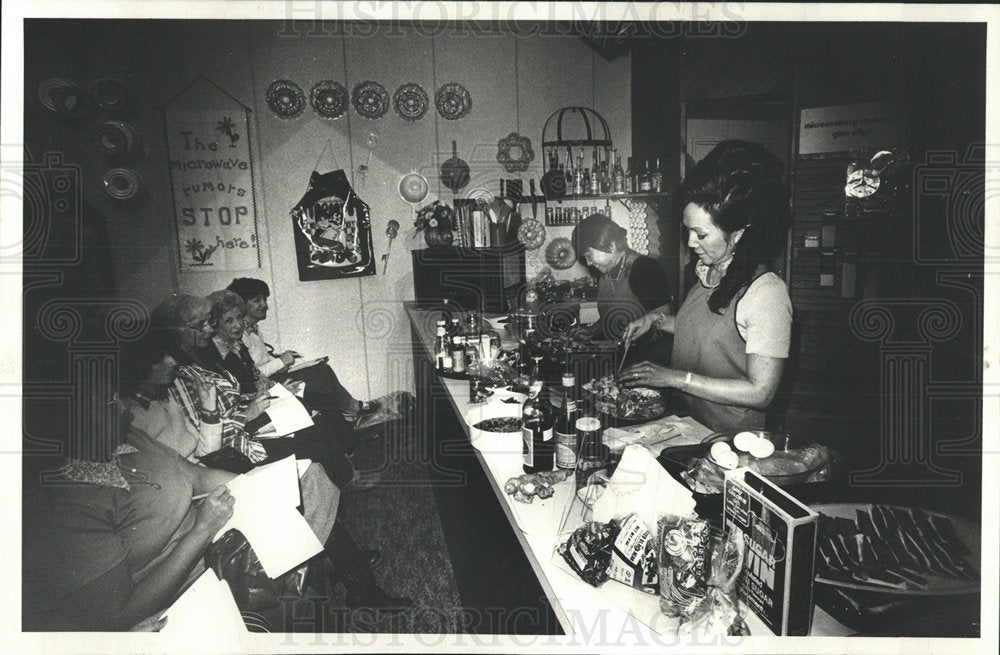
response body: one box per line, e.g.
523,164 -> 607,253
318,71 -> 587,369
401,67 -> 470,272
439,140 -> 470,193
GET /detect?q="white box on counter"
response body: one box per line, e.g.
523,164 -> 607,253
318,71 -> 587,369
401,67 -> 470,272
723,467 -> 819,636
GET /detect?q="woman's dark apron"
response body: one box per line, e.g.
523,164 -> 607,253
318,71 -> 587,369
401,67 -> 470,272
596,250 -> 671,367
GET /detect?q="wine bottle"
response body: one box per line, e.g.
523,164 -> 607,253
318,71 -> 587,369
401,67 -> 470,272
639,159 -> 652,192
522,356 -> 554,473
625,156 -> 634,194
652,157 -> 663,193
600,149 -> 612,194
612,150 -> 625,194
554,374 -> 581,470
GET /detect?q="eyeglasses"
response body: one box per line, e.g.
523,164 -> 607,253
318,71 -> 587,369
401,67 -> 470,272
186,317 -> 212,331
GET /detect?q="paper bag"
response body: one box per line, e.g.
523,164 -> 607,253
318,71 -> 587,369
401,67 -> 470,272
591,444 -> 696,529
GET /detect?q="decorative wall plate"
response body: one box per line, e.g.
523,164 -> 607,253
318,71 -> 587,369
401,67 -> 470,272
310,80 -> 347,119
92,121 -> 140,157
266,79 -> 306,119
103,167 -> 143,200
393,83 -> 429,121
545,237 -> 577,270
37,78 -> 73,111
435,82 -> 471,120
517,218 -> 546,250
352,80 -> 389,120
398,171 -> 429,204
496,132 -> 535,173
91,78 -> 132,115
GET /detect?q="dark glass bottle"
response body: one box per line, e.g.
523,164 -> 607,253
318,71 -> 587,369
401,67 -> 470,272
522,356 -> 554,473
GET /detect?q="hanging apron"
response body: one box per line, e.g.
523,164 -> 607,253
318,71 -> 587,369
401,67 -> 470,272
291,169 -> 375,281
670,271 -> 768,431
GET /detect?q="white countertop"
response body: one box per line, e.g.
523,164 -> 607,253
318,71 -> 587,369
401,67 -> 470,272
406,305 -> 853,642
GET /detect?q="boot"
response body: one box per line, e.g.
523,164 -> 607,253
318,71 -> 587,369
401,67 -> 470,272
325,523 -> 413,611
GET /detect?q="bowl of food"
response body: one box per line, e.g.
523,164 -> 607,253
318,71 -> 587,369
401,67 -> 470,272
694,429 -> 829,489
464,400 -> 523,454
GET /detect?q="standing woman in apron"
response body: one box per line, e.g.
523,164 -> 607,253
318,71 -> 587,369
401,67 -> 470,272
618,140 -> 792,431
573,213 -> 673,367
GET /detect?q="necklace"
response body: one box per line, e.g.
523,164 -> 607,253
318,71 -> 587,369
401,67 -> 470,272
607,252 -> 629,293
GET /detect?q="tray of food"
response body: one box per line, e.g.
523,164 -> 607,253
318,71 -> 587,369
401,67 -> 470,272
582,374 -> 667,423
812,503 -> 980,596
665,429 -> 831,495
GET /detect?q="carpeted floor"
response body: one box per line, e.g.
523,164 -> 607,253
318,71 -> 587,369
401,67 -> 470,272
275,409 -> 465,634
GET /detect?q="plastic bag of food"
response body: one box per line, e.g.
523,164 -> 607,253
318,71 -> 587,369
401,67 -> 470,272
656,516 -> 711,617
557,520 -> 620,587
678,528 -> 750,637
606,513 -> 658,594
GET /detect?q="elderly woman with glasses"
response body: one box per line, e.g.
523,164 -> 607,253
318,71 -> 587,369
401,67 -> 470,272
149,294 -> 363,491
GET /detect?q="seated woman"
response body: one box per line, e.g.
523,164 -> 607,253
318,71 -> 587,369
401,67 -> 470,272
149,293 -> 365,491
115,336 -> 408,614
620,140 -> 793,431
226,277 -> 379,424
572,213 -> 673,366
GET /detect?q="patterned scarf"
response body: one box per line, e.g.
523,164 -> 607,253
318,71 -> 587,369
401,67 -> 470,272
57,444 -> 141,490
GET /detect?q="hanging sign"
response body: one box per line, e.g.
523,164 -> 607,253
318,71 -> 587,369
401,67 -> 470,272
165,77 -> 260,272
798,102 -> 904,155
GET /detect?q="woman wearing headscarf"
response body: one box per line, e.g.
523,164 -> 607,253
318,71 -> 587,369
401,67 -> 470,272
573,213 -> 673,366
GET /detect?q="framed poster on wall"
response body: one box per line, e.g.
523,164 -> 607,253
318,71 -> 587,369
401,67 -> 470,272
164,77 -> 261,272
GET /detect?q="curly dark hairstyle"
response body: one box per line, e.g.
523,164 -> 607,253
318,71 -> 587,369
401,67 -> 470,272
678,139 -> 790,313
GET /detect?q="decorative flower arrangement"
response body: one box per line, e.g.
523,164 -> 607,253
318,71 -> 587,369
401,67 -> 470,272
413,200 -> 455,248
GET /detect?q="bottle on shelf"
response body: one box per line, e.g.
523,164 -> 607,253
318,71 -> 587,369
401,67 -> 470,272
565,146 -> 574,191
554,373 -> 581,471
638,159 -> 652,192
522,356 -> 554,474
574,153 -> 585,197
652,157 -> 663,193
625,157 -> 634,194
612,150 -> 625,194
574,416 -> 609,490
434,324 -> 452,372
599,149 -> 612,194
589,148 -> 600,195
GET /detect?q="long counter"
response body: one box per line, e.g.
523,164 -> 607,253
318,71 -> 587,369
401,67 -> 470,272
406,303 -> 853,641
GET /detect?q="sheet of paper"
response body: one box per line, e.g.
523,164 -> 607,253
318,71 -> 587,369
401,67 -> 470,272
239,509 -> 324,578
287,356 -> 328,373
213,456 -> 323,578
295,458 -> 311,478
161,569 -> 246,648
262,382 -> 314,437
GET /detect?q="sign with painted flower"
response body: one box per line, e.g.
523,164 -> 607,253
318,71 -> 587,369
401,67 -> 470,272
165,77 -> 260,272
